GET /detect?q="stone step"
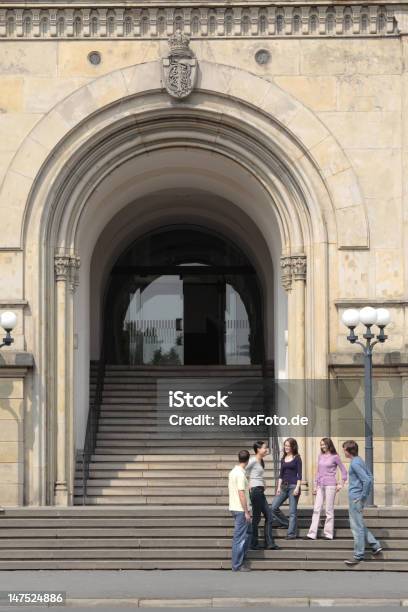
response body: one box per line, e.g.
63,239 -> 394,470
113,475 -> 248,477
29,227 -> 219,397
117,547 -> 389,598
75,485 -> 229,495
2,514 -> 407,529
4,521 -> 400,535
76,470 -> 276,478
3,537 -> 405,549
1,559 -> 407,571
2,506 -> 356,518
89,454 -> 254,461
95,431 -> 268,438
74,478 -> 240,487
75,496 -> 228,505
101,399 -> 157,405
0,548 -> 406,562
7,506 -> 407,517
95,439 -> 257,447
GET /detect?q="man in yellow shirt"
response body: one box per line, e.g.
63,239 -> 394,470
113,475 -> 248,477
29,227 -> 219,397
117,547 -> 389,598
228,449 -> 252,571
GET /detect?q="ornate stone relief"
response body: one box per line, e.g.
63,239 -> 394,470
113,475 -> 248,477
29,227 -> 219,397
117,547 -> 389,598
0,5 -> 399,40
162,30 -> 197,99
280,254 -> 307,291
54,252 -> 81,292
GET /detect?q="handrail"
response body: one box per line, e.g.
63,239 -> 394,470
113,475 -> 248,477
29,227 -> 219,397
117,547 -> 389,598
262,361 -> 280,479
81,353 -> 106,505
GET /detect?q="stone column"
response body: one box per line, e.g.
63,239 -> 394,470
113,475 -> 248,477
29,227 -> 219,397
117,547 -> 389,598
54,252 -> 80,506
281,255 -> 306,379
280,254 -> 309,495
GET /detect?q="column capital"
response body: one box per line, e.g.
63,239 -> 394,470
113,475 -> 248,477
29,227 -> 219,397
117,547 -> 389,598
292,254 -> 307,281
54,253 -> 71,281
280,254 -> 307,291
280,255 -> 293,292
54,251 -> 81,289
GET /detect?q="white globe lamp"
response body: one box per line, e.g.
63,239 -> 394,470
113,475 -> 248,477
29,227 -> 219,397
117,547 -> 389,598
359,306 -> 377,327
0,311 -> 17,332
341,308 -> 360,328
376,308 -> 391,328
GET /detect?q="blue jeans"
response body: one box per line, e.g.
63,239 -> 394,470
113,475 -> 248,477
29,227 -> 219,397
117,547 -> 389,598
250,487 -> 276,547
231,511 -> 252,570
348,498 -> 380,560
270,484 -> 299,537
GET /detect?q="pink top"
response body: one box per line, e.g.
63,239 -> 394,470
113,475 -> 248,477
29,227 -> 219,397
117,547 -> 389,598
314,453 -> 347,487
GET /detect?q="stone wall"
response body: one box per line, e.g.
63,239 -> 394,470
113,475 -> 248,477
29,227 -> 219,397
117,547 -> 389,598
0,5 -> 407,505
0,360 -> 30,505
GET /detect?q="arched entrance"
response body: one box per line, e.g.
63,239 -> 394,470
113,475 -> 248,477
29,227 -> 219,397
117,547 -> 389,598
10,60 -> 364,505
104,225 -> 264,366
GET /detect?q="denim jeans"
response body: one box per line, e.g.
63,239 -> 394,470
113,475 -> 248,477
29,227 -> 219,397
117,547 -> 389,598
250,486 -> 276,547
270,484 -> 299,537
348,498 -> 380,560
231,511 -> 252,570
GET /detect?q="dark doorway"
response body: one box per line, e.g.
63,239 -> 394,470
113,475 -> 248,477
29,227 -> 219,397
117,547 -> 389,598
183,280 -> 225,365
104,225 -> 264,366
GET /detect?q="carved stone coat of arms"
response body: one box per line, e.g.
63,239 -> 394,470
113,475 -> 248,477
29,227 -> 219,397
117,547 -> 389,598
162,31 -> 197,99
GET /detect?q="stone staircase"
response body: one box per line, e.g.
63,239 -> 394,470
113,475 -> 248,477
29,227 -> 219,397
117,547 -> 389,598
75,365 -> 275,505
0,507 -> 407,570
1,365 -> 405,570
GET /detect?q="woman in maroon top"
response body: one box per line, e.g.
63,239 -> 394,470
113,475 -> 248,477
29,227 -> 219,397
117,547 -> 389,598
306,437 -> 347,540
270,438 -> 302,539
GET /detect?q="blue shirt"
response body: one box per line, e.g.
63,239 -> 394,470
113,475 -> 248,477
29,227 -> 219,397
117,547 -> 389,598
348,456 -> 373,501
279,455 -> 302,485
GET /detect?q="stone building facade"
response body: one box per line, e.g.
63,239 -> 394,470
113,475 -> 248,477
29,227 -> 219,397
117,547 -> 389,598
0,0 -> 407,507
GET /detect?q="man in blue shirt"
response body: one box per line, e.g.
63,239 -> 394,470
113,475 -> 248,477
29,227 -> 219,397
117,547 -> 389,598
342,440 -> 382,565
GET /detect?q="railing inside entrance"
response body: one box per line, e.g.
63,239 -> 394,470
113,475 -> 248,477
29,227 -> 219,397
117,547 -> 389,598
81,357 -> 105,504
124,318 -> 251,365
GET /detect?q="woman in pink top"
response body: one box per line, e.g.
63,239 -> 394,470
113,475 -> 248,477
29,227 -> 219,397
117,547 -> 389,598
306,438 -> 347,540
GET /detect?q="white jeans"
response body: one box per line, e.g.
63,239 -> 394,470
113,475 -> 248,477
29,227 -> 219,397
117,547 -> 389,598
307,485 -> 337,539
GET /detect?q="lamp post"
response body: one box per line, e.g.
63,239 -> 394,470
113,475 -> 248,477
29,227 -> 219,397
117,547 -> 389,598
0,311 -> 17,349
341,306 -> 391,506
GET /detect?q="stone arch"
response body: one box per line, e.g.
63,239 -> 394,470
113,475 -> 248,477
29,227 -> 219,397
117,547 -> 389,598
0,61 -> 367,250
4,60 -> 368,505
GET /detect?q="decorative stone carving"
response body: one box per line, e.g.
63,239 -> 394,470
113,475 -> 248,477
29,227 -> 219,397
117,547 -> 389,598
162,30 -> 197,99
292,255 -> 307,281
69,255 -> 81,294
54,254 -> 71,281
54,252 -> 81,290
280,254 -> 307,291
280,256 -> 293,292
0,5 -> 398,39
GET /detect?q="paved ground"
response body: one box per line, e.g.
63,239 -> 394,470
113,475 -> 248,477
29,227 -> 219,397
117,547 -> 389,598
0,570 -> 407,599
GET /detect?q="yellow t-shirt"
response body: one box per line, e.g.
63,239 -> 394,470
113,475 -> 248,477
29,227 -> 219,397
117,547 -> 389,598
228,465 -> 250,511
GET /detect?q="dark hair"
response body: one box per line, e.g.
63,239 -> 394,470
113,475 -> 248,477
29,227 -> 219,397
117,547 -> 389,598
343,440 -> 359,456
238,449 -> 250,464
321,437 -> 337,455
283,437 -> 299,458
253,440 -> 266,468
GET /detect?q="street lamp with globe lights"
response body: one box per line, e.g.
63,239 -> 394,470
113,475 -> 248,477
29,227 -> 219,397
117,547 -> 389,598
0,311 -> 17,349
341,306 -> 391,506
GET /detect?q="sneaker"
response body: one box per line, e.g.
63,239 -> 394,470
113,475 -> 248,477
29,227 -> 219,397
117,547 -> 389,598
372,546 -> 383,556
286,535 -> 296,540
238,565 -> 252,572
265,544 -> 281,550
344,558 -> 362,566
